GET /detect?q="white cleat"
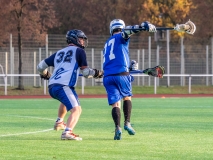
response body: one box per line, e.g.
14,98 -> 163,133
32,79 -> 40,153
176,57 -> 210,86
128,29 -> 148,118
61,131 -> 82,141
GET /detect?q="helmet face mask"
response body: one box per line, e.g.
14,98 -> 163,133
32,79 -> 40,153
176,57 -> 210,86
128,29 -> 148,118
77,37 -> 88,49
110,19 -> 125,35
66,29 -> 88,49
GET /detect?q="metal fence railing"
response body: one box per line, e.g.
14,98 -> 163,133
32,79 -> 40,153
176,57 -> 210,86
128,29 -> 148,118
0,74 -> 213,95
0,33 -> 213,88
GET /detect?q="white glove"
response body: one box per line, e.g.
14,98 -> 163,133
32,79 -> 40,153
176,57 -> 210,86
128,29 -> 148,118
141,21 -> 157,32
130,60 -> 138,71
148,23 -> 157,32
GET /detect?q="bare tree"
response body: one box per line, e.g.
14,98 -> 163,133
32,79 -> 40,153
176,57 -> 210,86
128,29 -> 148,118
0,0 -> 58,90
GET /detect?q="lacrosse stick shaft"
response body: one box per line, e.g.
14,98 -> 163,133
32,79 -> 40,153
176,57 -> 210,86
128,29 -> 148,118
78,70 -> 144,77
155,27 -> 174,30
124,27 -> 174,31
124,20 -> 196,35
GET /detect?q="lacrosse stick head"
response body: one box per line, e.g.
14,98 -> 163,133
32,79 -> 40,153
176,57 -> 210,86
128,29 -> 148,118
156,66 -> 165,78
143,65 -> 165,78
174,20 -> 196,35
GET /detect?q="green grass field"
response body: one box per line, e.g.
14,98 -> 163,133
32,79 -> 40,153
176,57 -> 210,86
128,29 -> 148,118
0,98 -> 213,160
0,85 -> 213,95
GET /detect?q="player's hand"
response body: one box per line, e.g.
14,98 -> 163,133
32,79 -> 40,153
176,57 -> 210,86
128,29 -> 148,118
129,60 -> 138,71
93,69 -> 104,79
40,71 -> 51,80
141,21 -> 157,32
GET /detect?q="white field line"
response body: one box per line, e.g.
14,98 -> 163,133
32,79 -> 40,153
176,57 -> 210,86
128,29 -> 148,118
0,128 -> 53,137
2,114 -> 55,121
0,115 -> 55,137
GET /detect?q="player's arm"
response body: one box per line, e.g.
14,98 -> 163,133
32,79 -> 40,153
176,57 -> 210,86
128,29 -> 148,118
76,48 -> 103,79
122,21 -> 157,39
37,53 -> 56,80
81,66 -> 103,79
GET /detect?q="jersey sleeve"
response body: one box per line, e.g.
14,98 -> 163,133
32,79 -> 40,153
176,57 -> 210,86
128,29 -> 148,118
76,48 -> 88,67
117,33 -> 129,44
44,53 -> 56,67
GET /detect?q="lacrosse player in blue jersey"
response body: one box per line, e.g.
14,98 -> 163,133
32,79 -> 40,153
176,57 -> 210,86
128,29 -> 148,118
37,29 -> 103,140
103,19 -> 156,140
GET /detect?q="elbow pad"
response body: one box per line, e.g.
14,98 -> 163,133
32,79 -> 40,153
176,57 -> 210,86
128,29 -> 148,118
81,68 -> 104,79
81,67 -> 95,78
37,60 -> 49,75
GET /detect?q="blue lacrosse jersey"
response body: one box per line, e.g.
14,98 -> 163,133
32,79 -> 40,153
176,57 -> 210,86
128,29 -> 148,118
103,33 -> 130,76
44,46 -> 87,87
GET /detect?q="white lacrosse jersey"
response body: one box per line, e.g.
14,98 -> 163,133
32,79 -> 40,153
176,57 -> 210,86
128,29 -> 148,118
44,45 -> 88,87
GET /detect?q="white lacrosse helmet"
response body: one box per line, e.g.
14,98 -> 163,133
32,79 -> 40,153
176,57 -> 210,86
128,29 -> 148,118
109,19 -> 125,35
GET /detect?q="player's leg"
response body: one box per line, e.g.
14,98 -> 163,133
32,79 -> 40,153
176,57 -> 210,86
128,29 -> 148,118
49,85 -> 82,140
54,103 -> 67,131
65,106 -> 82,133
60,86 -> 82,140
103,76 -> 122,140
111,101 -> 122,140
123,96 -> 135,135
61,105 -> 82,140
49,86 -> 66,131
117,75 -> 135,135
57,103 -> 67,120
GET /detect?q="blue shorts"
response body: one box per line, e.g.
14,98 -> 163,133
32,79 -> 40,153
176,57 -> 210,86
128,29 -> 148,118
48,84 -> 80,111
103,75 -> 134,105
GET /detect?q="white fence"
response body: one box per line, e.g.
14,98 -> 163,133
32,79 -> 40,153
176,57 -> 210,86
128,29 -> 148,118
0,33 -> 213,95
0,33 -> 213,87
0,74 -> 213,95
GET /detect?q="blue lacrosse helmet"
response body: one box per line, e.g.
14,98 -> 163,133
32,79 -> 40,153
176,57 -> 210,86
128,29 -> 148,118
66,29 -> 88,49
109,19 -> 125,35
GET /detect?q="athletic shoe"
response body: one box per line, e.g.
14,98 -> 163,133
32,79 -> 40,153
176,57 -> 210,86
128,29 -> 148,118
114,127 -> 122,140
61,131 -> 82,140
124,122 -> 135,135
54,121 -> 66,131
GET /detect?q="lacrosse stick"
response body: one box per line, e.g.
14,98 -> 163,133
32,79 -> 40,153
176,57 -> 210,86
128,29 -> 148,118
124,20 -> 196,35
131,65 -> 165,78
79,65 -> 165,78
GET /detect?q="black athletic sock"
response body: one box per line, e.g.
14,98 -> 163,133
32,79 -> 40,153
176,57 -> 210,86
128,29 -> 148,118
111,107 -> 121,128
123,100 -> 132,123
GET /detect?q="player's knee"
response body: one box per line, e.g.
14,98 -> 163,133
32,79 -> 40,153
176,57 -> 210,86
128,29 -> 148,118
123,96 -> 131,101
76,106 -> 82,114
70,106 -> 81,113
112,102 -> 121,108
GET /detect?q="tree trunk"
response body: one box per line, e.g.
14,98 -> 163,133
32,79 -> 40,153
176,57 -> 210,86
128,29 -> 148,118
17,26 -> 24,90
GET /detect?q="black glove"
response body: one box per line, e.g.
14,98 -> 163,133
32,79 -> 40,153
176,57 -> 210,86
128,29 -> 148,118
93,69 -> 104,79
40,71 -> 51,80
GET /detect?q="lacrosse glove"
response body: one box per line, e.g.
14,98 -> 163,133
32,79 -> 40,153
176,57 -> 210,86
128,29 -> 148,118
40,71 -> 51,80
93,69 -> 104,79
141,21 -> 157,32
129,60 -> 138,71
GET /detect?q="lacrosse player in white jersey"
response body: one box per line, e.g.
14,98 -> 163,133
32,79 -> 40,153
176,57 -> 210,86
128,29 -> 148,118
103,19 -> 156,140
37,29 -> 103,140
